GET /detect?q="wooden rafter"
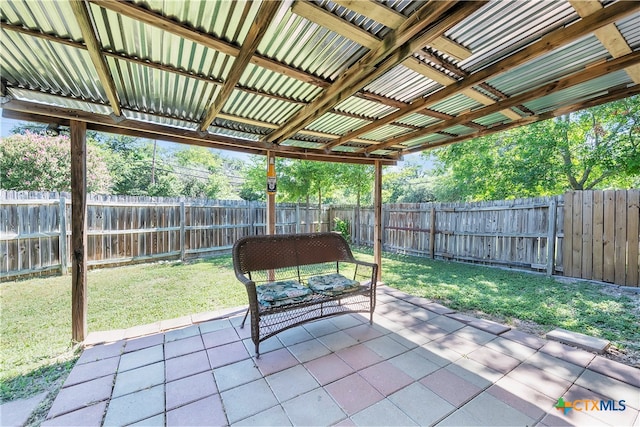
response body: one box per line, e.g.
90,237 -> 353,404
89,0 -> 328,88
199,1 -> 281,132
363,50 -> 640,153
1,21 -> 401,138
264,1 -> 485,145
405,83 -> 640,155
1,98 -> 396,164
291,1 -> 378,49
569,0 -> 640,84
331,0 -> 472,60
323,0 -> 640,152
69,0 -> 121,116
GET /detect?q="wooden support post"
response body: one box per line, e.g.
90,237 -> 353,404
546,197 -> 558,276
71,120 -> 87,343
373,161 -> 383,282
266,151 -> 276,236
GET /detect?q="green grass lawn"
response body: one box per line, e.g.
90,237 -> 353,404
1,251 -> 638,405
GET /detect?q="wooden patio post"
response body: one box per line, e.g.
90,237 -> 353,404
71,120 -> 87,343
374,160 -> 383,282
266,151 -> 276,235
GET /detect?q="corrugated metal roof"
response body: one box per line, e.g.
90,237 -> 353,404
450,1 -> 577,71
137,0 -> 260,45
224,89 -> 300,125
1,0 -> 638,163
1,31 -> 105,102
366,64 -> 441,103
360,124 -> 412,142
258,4 -> 367,81
9,88 -> 112,115
306,112 -> 368,136
487,36 -> 609,96
523,70 -> 633,113
430,93 -> 481,116
240,64 -> 321,102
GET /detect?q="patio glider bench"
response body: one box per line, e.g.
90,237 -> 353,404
232,232 -> 378,356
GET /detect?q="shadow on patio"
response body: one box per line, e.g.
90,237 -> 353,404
43,286 -> 639,426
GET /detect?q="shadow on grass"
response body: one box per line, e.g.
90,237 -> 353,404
378,252 -> 640,351
0,357 -> 78,403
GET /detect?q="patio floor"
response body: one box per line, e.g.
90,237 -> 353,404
42,286 -> 639,426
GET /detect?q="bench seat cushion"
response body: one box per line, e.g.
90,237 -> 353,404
256,280 -> 313,308
308,273 -> 360,296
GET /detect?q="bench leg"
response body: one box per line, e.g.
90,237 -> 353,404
255,342 -> 260,358
240,307 -> 250,328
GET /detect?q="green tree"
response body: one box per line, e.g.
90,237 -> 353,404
95,136 -> 180,197
173,147 -> 234,199
0,132 -> 112,193
383,163 -> 435,203
430,97 -> 640,201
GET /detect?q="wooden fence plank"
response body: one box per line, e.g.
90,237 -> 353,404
603,190 -> 616,283
581,190 -> 593,279
614,190 -> 627,285
627,190 -> 639,287
571,191 -> 583,278
592,191 -> 604,281
563,192 -> 573,276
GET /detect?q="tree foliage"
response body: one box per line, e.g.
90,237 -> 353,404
429,97 -> 640,201
0,132 -> 112,193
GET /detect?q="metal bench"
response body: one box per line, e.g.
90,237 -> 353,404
232,232 -> 378,356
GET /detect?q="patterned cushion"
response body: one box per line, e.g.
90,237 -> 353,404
256,280 -> 313,307
308,273 -> 360,296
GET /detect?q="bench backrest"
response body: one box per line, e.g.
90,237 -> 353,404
233,232 -> 355,275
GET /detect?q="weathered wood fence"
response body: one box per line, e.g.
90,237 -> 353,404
2,190 -> 638,286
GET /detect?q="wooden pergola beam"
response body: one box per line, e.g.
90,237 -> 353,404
199,1 -> 281,132
569,0 -> 640,83
332,0 -> 472,60
69,0 -> 121,116
324,0 -> 640,150
89,0 -> 328,88
0,20 -> 430,140
405,83 -> 640,154
366,50 -> 640,152
264,1 -> 485,145
1,99 -> 396,165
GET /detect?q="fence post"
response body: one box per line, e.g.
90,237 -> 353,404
180,201 -> 185,261
546,198 -> 558,276
59,197 -> 68,275
295,204 -> 300,233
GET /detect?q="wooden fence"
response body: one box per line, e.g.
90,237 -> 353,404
1,190 -> 638,286
563,190 -> 639,287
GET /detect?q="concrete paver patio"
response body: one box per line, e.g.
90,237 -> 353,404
40,286 -> 640,426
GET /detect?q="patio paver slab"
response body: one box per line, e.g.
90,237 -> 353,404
547,327 -> 610,354
265,364 -> 320,403
282,388 -> 346,426
63,356 -> 119,387
213,358 -> 263,392
165,371 -> 218,411
575,369 -> 640,410
305,353 -> 355,386
47,374 -> 115,419
540,340 -> 596,367
359,361 -> 414,396
41,401 -> 106,427
388,382 -> 456,426
220,378 -> 278,424
165,335 -> 204,359
118,345 -> 163,371
587,355 -> 640,388
165,394 -> 227,426
234,405 -> 292,427
351,398 -> 419,426
325,373 -> 385,416
420,368 -> 483,407
103,384 -> 164,426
